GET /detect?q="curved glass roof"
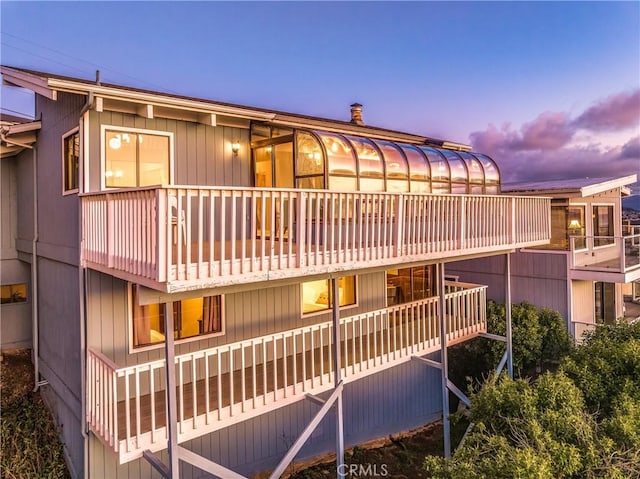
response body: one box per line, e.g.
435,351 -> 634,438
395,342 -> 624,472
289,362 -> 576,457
301,130 -> 501,195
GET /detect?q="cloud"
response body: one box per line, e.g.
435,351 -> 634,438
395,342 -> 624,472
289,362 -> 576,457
468,89 -> 640,186
573,90 -> 640,131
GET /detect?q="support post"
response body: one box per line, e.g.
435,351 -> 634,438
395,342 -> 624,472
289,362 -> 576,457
331,278 -> 345,474
438,263 -> 451,458
164,302 -> 180,478
505,253 -> 513,379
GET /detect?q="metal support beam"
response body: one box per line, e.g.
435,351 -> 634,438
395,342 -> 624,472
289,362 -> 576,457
478,332 -> 507,342
164,302 -> 180,478
438,263 -> 451,458
496,350 -> 509,375
331,278 -> 345,474
305,393 -> 326,406
411,355 -> 442,369
505,253 -> 514,378
269,383 -> 344,479
446,379 -> 471,408
143,450 -> 170,478
178,446 -> 247,479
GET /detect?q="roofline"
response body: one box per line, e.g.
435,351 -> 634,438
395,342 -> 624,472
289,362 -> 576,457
1,65 -> 455,145
503,174 -> 638,198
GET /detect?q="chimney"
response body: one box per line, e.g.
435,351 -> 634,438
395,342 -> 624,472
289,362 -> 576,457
350,103 -> 363,125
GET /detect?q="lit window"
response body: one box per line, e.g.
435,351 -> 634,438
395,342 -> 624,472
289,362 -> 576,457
105,129 -> 170,188
302,277 -> 356,314
63,130 -> 79,193
386,266 -> 435,306
1,283 -> 27,304
131,285 -> 222,348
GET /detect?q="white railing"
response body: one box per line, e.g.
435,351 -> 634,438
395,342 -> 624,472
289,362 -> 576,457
571,234 -> 640,274
81,186 -> 550,290
87,282 -> 486,463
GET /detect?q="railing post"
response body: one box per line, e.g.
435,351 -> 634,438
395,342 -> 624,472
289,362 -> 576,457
437,263 -> 451,458
156,188 -> 167,283
459,196 -> 466,250
106,194 -> 114,268
297,191 -> 306,268
510,197 -> 516,244
505,253 -> 513,379
163,302 -> 180,478
395,194 -> 404,258
331,277 -> 345,473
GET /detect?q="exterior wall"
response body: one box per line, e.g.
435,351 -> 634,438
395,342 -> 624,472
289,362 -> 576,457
88,351 -> 442,478
28,92 -> 86,477
448,251 -> 569,319
86,110 -> 251,192
1,153 -> 32,349
86,269 -> 385,366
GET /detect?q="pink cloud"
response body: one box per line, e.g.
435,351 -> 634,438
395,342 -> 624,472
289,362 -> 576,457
573,89 -> 640,131
469,90 -> 640,188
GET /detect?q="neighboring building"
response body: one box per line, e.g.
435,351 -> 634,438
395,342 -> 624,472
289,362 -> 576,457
0,66 -> 550,478
1,114 -> 40,350
449,176 -> 640,338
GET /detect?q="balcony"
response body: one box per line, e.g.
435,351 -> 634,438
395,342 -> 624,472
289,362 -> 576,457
81,186 -> 550,292
87,282 -> 486,463
570,229 -> 640,283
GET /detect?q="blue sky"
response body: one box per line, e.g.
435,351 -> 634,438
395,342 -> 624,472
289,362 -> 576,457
1,1 -> 638,189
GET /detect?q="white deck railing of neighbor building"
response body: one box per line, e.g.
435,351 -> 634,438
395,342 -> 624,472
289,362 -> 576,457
81,186 -> 550,291
87,282 -> 486,463
570,233 -> 640,274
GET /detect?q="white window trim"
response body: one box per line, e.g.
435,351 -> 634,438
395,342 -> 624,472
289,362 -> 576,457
62,127 -> 80,196
301,276 -> 359,318
591,202 -> 616,251
127,283 -> 225,354
568,202 -> 588,252
100,124 -> 174,191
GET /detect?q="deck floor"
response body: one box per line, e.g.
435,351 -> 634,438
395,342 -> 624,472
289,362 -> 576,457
116,320 -> 450,440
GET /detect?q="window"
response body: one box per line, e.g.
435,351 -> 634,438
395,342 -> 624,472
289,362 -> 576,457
386,266 -> 435,305
131,285 -> 223,348
302,276 -> 356,314
63,129 -> 79,193
104,128 -> 171,188
593,205 -> 614,247
1,283 -> 27,304
537,204 -> 585,250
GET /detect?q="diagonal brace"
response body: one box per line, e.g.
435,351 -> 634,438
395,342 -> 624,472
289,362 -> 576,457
178,446 -> 247,479
411,355 -> 442,369
269,382 -> 344,479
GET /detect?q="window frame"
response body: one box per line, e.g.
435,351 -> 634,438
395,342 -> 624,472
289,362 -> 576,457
62,127 -> 80,195
567,203 -> 587,252
591,203 -> 615,250
301,276 -> 359,318
127,284 -> 225,353
100,125 -> 174,191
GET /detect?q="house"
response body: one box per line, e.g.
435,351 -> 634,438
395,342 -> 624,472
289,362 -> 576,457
0,66 -> 550,478
449,175 -> 640,338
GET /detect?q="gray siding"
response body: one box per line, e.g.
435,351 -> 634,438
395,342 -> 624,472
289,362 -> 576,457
1,154 -> 32,349
448,251 -> 569,318
88,352 -> 442,478
86,270 -> 385,366
86,111 -> 251,192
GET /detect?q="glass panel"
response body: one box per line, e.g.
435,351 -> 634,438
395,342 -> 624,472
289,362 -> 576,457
138,133 -> 169,186
254,147 -> 272,187
568,206 -> 586,250
345,135 -> 383,179
64,132 -> 79,192
593,205 -> 614,247
318,132 -> 357,177
251,123 -> 271,144
474,153 -> 500,184
296,131 -> 324,176
0,283 -> 27,304
419,147 -> 449,182
374,140 -> 409,192
431,182 -> 450,194
297,176 -> 324,189
271,126 -> 293,139
105,131 -> 138,187
132,285 -> 222,348
274,143 -> 293,188
329,175 -> 357,191
458,152 -> 484,184
399,144 -> 430,181
439,149 -> 468,183
386,266 -> 435,305
302,276 -> 356,314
